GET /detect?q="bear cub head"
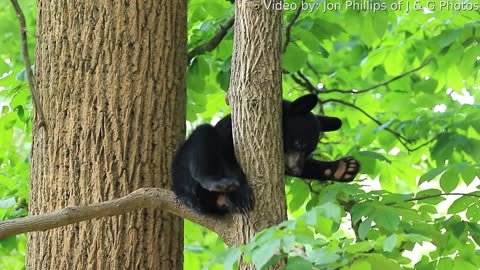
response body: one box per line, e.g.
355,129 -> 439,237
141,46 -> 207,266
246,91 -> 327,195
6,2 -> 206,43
282,94 -> 342,175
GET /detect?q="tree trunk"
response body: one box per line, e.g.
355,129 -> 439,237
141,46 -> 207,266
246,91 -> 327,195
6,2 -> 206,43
28,1 -> 186,269
227,1 -> 286,268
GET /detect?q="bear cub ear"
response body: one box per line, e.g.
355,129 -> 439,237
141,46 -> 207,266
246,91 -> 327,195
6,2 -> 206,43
318,115 -> 342,132
289,94 -> 319,114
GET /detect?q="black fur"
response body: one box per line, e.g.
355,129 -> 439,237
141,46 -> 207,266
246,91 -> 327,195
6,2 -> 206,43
172,94 -> 360,216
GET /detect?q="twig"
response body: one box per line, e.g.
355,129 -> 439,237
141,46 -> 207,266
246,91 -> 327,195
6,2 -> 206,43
321,98 -> 439,152
322,98 -> 411,142
290,73 -> 311,91
10,0 -> 47,130
0,188 -> 232,241
291,72 -> 325,114
187,16 -> 235,62
322,58 -> 433,94
403,192 -> 480,203
297,71 -> 318,94
283,1 -> 303,53
338,199 -> 361,242
383,192 -> 480,207
350,216 -> 361,243
406,136 -> 438,152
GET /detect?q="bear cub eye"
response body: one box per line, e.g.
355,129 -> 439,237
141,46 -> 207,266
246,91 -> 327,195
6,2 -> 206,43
293,140 -> 306,150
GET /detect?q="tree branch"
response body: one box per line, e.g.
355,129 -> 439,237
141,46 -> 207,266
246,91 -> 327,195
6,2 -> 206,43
0,188 -> 231,240
187,16 -> 235,62
10,0 -> 47,130
322,58 -> 433,94
403,192 -> 480,203
322,98 -> 438,152
322,98 -> 409,141
283,1 -> 303,53
289,59 -> 432,96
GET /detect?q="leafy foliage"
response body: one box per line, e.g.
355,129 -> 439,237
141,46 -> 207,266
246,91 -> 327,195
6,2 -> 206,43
185,0 -> 480,268
1,0 -> 479,269
0,0 -> 35,268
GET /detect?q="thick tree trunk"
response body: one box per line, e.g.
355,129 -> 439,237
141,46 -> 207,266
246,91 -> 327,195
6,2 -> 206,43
28,1 -> 186,269
227,0 -> 286,268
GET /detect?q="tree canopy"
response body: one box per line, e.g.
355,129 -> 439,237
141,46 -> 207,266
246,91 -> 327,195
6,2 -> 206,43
1,0 -> 479,269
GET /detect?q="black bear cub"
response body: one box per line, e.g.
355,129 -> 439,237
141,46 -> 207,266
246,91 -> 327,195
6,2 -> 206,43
172,94 -> 360,216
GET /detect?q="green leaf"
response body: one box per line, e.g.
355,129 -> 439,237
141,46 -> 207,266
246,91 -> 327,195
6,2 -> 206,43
358,217 -> 373,240
383,234 -> 397,252
345,241 -> 375,254
361,48 -> 387,78
451,221 -> 466,238
467,223 -> 480,246
351,203 -> 373,224
283,44 -> 308,72
466,204 -> 480,222
297,29 -> 321,52
384,49 -> 405,75
419,167 -> 448,184
448,196 -> 476,214
0,236 -> 17,250
453,258 -> 477,270
315,216 -> 334,237
10,88 -> 31,109
222,247 -> 242,270
251,239 -> 281,270
350,260 -> 372,270
413,79 -> 438,94
286,256 -> 312,270
374,211 -> 400,232
461,165 -> 476,185
307,247 -> 340,265
364,254 -> 401,270
288,181 -> 310,212
437,258 -> 454,270
402,233 -> 431,243
380,165 -> 395,192
439,168 -> 460,193
436,29 -> 461,49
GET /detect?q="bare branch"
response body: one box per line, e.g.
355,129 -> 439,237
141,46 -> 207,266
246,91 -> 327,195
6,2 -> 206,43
321,98 -> 438,152
0,188 -> 232,240
188,16 -> 235,62
322,98 -> 410,141
405,136 -> 438,152
10,0 -> 47,130
403,192 -> 480,203
283,1 -> 303,53
382,192 -> 480,207
322,58 -> 433,94
289,59 -> 432,96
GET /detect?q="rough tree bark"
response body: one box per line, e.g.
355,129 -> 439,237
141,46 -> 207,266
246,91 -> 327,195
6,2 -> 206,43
28,1 -> 186,269
227,0 -> 286,268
